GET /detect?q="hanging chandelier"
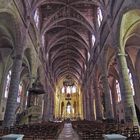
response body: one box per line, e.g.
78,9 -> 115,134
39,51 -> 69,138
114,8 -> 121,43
62,76 -> 75,100
63,75 -> 74,87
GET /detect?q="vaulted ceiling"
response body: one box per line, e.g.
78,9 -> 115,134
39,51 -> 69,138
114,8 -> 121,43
33,0 -> 100,85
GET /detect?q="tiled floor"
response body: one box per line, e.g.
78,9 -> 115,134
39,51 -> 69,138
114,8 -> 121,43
58,123 -> 79,140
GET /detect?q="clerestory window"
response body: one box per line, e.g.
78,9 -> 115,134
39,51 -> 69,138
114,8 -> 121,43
97,7 -> 103,27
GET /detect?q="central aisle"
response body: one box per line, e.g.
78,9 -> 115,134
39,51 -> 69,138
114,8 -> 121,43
58,123 -> 79,140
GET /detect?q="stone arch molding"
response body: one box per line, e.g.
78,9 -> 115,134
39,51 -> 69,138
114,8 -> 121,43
120,9 -> 140,49
0,10 -> 25,54
0,11 -> 23,93
0,10 -> 26,122
118,9 -> 140,126
119,9 -> 140,74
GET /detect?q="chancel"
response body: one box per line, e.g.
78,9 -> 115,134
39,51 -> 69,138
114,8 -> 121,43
0,0 -> 140,140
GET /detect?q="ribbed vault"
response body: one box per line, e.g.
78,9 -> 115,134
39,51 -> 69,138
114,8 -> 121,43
34,0 -> 99,84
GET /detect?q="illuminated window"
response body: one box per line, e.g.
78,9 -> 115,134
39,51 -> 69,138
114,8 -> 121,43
116,80 -> 121,102
34,9 -> 39,28
42,35 -> 45,47
109,89 -> 113,104
128,69 -> 135,96
88,52 -> 90,61
97,7 -> 103,27
4,70 -> 11,98
67,86 -> 71,93
72,86 -> 76,93
25,91 -> 29,106
92,35 -> 95,46
62,85 -> 77,94
17,82 -> 23,103
67,105 -> 71,114
62,87 -> 65,93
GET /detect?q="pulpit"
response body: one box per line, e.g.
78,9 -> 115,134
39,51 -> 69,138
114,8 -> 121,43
27,80 -> 46,123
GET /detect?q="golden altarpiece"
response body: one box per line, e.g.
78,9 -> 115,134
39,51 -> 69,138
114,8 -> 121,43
54,76 -> 83,120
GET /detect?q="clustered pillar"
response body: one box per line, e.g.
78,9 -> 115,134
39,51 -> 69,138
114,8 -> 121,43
43,85 -> 54,121
100,61 -> 114,119
93,76 -> 103,120
2,24 -> 28,127
3,55 -> 23,127
89,83 -> 95,121
117,49 -> 138,126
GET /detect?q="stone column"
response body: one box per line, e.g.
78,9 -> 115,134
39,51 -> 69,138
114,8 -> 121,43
93,76 -> 103,120
43,88 -> 51,121
27,91 -> 32,108
58,94 -> 61,118
43,85 -> 54,121
84,81 -> 91,120
85,92 -> 90,120
0,67 -> 7,105
111,81 -> 118,119
84,82 -> 91,120
82,87 -> 87,119
3,54 -> 23,127
2,19 -> 30,127
46,93 -> 51,121
22,85 -> 29,110
0,69 -> 8,120
117,51 -> 138,125
132,70 -> 140,110
50,91 -> 54,120
89,87 -> 95,120
100,61 -> 114,119
42,93 -> 48,121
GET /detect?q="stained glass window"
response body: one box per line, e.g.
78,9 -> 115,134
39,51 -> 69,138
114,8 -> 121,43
128,69 -> 135,96
66,86 -> 71,93
72,86 -> 76,93
116,80 -> 121,102
17,82 -> 23,103
97,7 -> 103,27
67,105 -> 71,114
4,70 -> 11,98
62,87 -> 65,93
34,9 -> 39,28
61,85 -> 77,94
88,52 -> 90,61
25,91 -> 29,106
92,35 -> 95,46
42,35 -> 45,47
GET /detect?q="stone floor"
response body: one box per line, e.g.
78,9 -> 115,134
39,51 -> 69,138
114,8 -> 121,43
57,123 -> 79,140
